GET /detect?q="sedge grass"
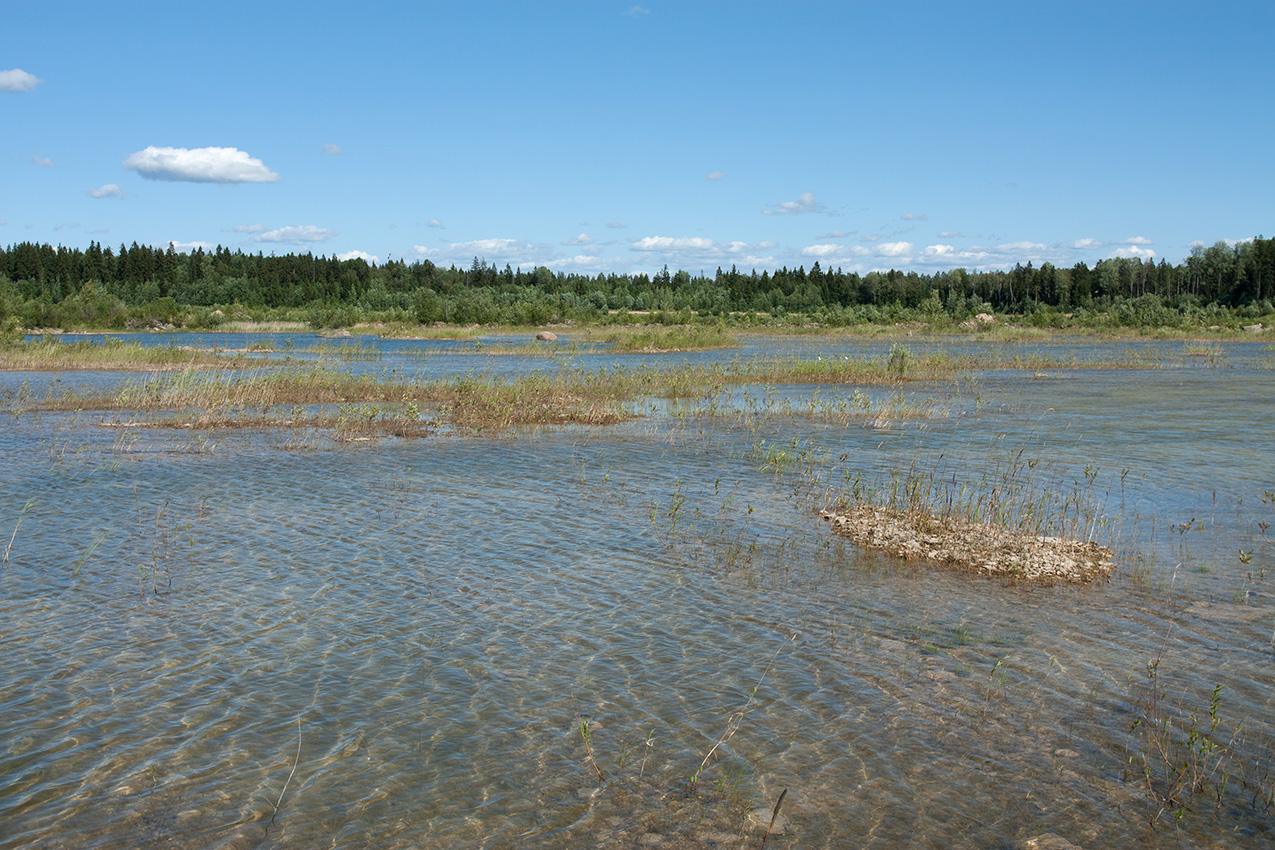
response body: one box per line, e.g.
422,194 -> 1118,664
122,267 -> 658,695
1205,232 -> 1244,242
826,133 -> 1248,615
591,325 -> 738,353
10,344 -> 1182,434
0,337 -> 269,372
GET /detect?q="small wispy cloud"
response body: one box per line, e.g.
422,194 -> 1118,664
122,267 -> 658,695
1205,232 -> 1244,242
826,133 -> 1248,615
31,155 -> 54,168
937,231 -> 964,238
427,219 -> 445,229
253,225 -> 338,244
705,171 -> 726,181
124,146 -> 281,184
901,212 -> 928,221
224,224 -> 268,234
607,221 -> 627,229
88,183 -> 124,199
321,143 -> 342,155
562,233 -> 594,246
626,5 -> 650,15
0,69 -> 43,92
1121,236 -> 1152,246
817,230 -> 854,239
762,191 -> 826,216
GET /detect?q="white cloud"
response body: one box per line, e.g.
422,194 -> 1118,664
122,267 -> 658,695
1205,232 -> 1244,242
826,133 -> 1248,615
1109,245 -> 1156,260
937,231 -> 964,238
562,233 -> 594,246
88,183 -> 124,199
763,191 -> 825,216
627,5 -> 650,15
630,235 -> 778,268
229,223 -> 268,233
607,221 -> 627,229
817,230 -> 853,239
321,143 -> 342,155
427,219 -> 445,229
705,171 -> 726,181
901,212 -> 928,221
254,225 -> 338,244
631,236 -> 717,252
1121,236 -> 1152,245
31,155 -> 54,168
165,240 -> 216,253
860,233 -> 883,243
0,69 -> 42,92
337,250 -> 379,263
877,241 -> 914,257
923,244 -> 955,257
412,238 -> 557,266
1071,238 -> 1104,250
123,146 -> 281,184
801,244 -> 840,257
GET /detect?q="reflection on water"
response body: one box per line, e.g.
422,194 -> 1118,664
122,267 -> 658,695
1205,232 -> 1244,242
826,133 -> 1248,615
2,336 -> 1273,849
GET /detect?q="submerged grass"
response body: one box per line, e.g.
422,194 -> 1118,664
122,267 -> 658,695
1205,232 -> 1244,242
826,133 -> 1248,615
0,337 -> 268,371
6,342 -> 1187,437
592,325 -> 739,353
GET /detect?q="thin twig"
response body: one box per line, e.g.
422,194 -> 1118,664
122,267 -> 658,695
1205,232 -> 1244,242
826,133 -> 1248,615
759,787 -> 787,850
270,717 -> 303,827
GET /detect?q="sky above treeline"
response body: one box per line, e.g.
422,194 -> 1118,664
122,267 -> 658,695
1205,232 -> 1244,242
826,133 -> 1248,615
2,1 -> 1272,276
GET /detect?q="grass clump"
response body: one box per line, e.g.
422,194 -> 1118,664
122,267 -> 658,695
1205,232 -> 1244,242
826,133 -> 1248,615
595,325 -> 738,353
0,336 -> 268,372
821,451 -> 1120,584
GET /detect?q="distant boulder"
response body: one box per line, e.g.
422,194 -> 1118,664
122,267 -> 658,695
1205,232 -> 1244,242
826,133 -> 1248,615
536,331 -> 558,341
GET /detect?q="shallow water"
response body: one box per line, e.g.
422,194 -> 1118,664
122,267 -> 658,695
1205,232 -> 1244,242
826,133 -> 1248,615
2,335 -> 1274,849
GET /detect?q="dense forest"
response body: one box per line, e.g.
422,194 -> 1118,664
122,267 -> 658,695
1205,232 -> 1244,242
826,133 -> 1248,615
1,236 -> 1272,331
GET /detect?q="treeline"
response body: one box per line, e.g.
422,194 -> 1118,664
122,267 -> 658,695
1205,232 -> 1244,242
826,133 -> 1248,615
1,237 -> 1272,330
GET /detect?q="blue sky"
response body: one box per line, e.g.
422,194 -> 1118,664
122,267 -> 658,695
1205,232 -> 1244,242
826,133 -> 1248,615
3,1 -> 1272,276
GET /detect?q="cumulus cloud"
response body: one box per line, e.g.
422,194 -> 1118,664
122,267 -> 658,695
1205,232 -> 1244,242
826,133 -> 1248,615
607,221 -> 627,229
630,235 -> 778,267
705,171 -> 726,181
337,250 -> 379,263
0,69 -> 42,92
31,155 -> 54,168
1121,236 -> 1152,245
411,238 -> 557,266
562,233 -> 594,246
165,240 -> 216,253
88,184 -> 124,199
321,143 -> 342,155
1109,245 -> 1156,260
123,146 -> 281,184
228,223 -> 268,233
901,212 -> 928,221
1071,238 -> 1104,251
876,241 -> 914,257
427,219 -> 445,229
923,244 -> 956,257
801,244 -> 847,258
253,225 -> 338,244
763,191 -> 826,216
